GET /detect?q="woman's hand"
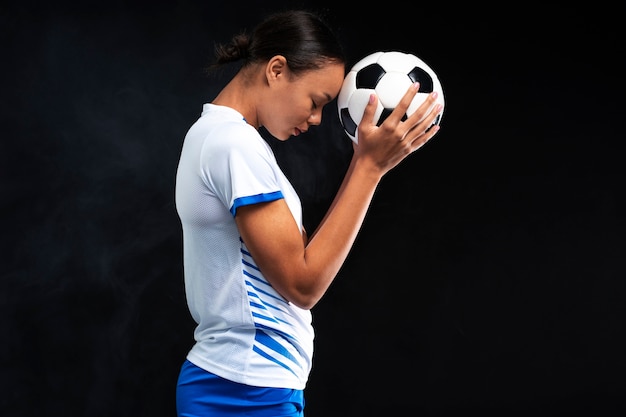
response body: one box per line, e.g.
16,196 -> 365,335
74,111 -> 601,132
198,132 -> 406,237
353,82 -> 442,176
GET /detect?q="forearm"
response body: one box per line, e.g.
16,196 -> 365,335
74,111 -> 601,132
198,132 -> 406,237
302,157 -> 383,300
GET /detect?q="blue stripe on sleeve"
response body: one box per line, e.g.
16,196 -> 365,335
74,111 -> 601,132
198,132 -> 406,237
230,191 -> 284,216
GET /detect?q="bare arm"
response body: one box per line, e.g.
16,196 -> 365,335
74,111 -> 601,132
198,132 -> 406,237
236,84 -> 442,309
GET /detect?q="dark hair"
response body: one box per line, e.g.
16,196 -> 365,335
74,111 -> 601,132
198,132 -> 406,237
209,10 -> 345,75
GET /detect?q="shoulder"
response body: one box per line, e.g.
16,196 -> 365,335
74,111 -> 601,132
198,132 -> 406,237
197,103 -> 249,133
190,104 -> 261,148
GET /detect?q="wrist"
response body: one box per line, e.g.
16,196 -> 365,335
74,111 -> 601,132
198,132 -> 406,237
350,156 -> 384,185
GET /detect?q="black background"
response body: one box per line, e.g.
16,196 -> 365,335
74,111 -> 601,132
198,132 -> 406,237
2,1 -> 625,416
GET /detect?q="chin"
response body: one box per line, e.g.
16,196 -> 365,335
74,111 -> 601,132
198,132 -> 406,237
266,129 -> 290,141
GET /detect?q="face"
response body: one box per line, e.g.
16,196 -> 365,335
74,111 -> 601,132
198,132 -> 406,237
260,59 -> 345,140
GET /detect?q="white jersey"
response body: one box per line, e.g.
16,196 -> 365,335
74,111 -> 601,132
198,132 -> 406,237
175,103 -> 313,390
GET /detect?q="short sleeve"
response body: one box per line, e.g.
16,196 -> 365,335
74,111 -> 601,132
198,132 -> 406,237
201,125 -> 284,217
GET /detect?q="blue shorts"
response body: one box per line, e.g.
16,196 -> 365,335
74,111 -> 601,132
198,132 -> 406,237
176,359 -> 305,417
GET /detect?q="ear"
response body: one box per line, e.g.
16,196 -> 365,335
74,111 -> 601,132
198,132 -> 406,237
265,55 -> 288,84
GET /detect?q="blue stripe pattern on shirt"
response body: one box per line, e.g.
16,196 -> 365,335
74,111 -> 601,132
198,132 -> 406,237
240,243 -> 303,376
253,330 -> 301,376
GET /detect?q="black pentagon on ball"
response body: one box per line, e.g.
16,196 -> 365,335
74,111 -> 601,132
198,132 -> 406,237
340,107 -> 357,137
355,63 -> 386,89
430,113 -> 442,128
377,108 -> 408,126
407,67 -> 434,93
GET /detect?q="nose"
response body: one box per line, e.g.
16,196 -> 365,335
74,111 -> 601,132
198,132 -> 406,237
308,109 -> 322,126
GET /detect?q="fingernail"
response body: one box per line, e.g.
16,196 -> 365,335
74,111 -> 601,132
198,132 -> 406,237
413,82 -> 420,90
369,94 -> 376,104
431,91 -> 438,99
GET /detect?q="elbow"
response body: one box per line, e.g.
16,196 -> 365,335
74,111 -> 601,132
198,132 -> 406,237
282,288 -> 322,310
290,296 -> 319,311
265,267 -> 332,310
279,284 -> 325,311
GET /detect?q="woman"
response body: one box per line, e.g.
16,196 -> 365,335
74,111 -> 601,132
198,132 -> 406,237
175,9 -> 442,417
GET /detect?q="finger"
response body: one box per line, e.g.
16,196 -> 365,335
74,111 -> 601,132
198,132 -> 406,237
413,124 -> 440,151
408,103 -> 443,148
386,82 -> 421,125
405,91 -> 440,128
418,100 -> 443,132
359,93 -> 379,129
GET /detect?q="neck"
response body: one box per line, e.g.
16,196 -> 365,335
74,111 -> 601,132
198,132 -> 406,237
212,69 -> 260,129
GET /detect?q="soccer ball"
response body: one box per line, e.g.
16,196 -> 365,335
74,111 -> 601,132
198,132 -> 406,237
337,50 -> 445,144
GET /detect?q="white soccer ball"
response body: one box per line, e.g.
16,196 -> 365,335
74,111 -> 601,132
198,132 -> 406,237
337,50 -> 445,144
